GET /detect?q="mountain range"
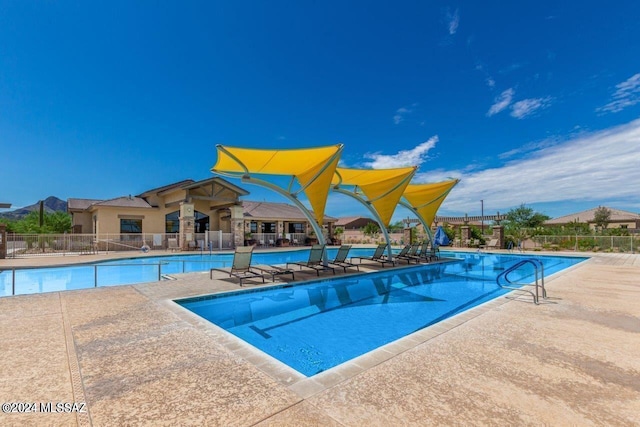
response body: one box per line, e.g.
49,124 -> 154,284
0,196 -> 67,220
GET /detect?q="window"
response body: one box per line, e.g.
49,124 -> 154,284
289,222 -> 305,233
165,211 -> 179,233
261,222 -> 276,233
120,219 -> 142,233
194,211 -> 209,233
250,222 -> 258,233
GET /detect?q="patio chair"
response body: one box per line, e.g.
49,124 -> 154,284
479,238 -> 499,250
425,244 -> 440,262
253,264 -> 296,282
328,245 -> 360,272
167,238 -> 180,252
286,244 -> 335,276
396,243 -> 420,264
352,243 -> 395,267
209,246 -> 265,286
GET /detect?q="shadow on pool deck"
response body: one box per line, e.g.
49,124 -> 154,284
0,251 -> 639,426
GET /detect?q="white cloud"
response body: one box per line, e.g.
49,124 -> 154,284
447,8 -> 460,35
485,77 -> 496,88
363,136 -> 438,169
393,107 -> 411,124
510,96 -> 552,119
419,118 -> 640,216
596,73 -> 640,113
486,88 -> 514,116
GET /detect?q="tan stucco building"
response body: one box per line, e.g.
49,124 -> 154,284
68,178 -> 248,249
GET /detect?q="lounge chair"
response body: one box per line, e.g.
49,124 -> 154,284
209,246 -> 265,286
424,244 -> 440,262
253,264 -> 296,282
479,238 -> 499,250
328,245 -> 360,272
396,243 -> 420,264
352,243 -> 395,267
286,244 -> 335,276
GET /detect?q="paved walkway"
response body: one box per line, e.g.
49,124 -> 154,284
1,250 -> 639,426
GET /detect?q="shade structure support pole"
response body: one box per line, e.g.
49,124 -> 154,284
332,187 -> 394,261
214,172 -> 329,266
398,200 -> 434,246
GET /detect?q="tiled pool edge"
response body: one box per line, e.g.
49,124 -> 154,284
165,256 -> 590,398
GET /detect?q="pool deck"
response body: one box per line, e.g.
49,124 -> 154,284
1,249 -> 639,426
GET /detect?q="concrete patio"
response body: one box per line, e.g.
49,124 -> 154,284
1,250 -> 639,426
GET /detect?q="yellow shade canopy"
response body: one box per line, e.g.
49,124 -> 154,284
212,144 -> 342,225
402,179 -> 459,227
333,166 -> 416,226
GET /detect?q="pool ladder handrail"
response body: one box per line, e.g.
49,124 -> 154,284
496,258 -> 546,304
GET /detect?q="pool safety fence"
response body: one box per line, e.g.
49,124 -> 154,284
532,235 -> 638,253
0,258 -> 236,297
2,232 -> 239,258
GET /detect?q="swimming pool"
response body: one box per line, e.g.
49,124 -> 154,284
0,247 -> 375,296
177,252 -> 585,376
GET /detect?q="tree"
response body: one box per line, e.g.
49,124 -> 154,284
387,221 -> 404,232
593,206 -> 611,230
10,211 -> 72,234
503,204 -> 550,245
362,222 -> 380,239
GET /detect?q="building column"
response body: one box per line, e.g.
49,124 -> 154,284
229,205 -> 244,248
460,225 -> 471,246
403,227 -> 412,245
179,203 -> 195,250
492,225 -> 504,249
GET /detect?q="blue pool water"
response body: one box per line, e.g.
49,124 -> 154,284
0,247 -> 374,296
178,253 -> 585,376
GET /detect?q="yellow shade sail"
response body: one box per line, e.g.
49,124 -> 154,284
333,166 -> 416,226
212,144 -> 342,225
402,179 -> 459,227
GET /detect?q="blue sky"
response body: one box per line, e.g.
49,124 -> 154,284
1,1 -> 639,222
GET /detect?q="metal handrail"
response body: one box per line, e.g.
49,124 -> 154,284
496,258 -> 546,304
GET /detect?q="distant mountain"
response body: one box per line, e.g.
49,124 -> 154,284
0,196 -> 67,220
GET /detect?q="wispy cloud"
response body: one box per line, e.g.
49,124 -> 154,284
363,136 -> 438,169
499,62 -> 525,74
416,118 -> 640,215
486,88 -> 514,116
596,73 -> 640,113
447,8 -> 460,35
393,107 -> 411,124
510,97 -> 553,119
393,104 -> 418,124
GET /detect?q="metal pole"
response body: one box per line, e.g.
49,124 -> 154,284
481,199 -> 484,235
94,265 -> 98,287
12,268 -> 16,295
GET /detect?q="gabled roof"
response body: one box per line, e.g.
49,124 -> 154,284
92,196 -> 153,209
179,177 -> 249,196
545,206 -> 640,224
67,198 -> 103,211
334,216 -> 374,226
242,200 -> 337,222
137,179 -> 196,197
67,196 -> 152,211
